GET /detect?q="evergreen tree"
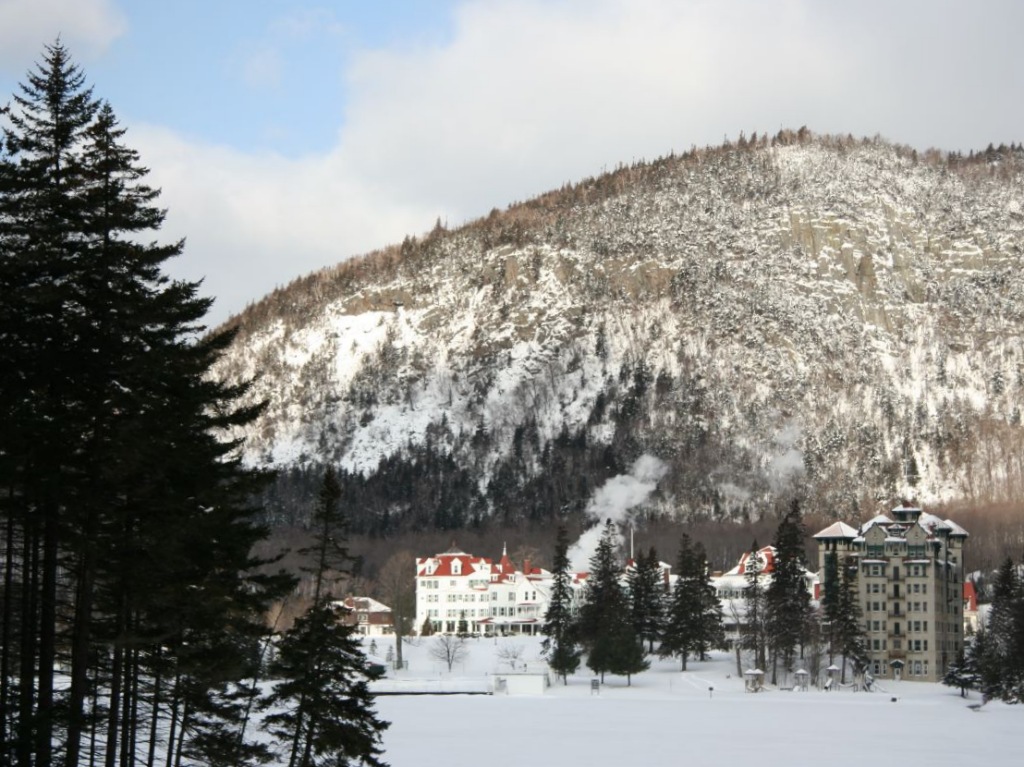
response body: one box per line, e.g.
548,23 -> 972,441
1,42 -> 286,767
692,541 -> 725,662
628,546 -> 664,653
834,555 -> 868,683
942,648 -> 977,698
261,468 -> 389,767
979,557 -> 1024,701
741,541 -> 768,672
660,534 -> 701,670
765,500 -> 812,684
577,521 -> 648,683
542,526 -> 581,684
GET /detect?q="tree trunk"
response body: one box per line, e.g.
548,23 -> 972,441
17,519 -> 40,767
105,634 -> 124,767
1,502 -> 17,759
66,505 -> 99,767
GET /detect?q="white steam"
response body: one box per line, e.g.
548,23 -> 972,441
568,454 -> 668,572
768,422 -> 804,490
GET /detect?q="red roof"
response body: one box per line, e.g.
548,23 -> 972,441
963,581 -> 978,611
735,546 -> 778,575
417,552 -> 492,577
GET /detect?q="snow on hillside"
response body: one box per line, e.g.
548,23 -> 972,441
215,136 -> 1024,522
371,635 -> 1016,766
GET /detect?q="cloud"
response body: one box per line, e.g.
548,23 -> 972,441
0,0 -> 125,71
131,124 -> 436,325
118,0 -> 1024,324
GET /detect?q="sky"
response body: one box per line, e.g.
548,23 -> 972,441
2,0 -> 1023,327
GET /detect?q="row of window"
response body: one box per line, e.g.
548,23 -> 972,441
867,582 -> 928,594
423,589 -> 537,603
870,660 -> 929,676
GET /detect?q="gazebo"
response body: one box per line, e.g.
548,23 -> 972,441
793,668 -> 810,691
824,664 -> 840,690
744,668 -> 765,693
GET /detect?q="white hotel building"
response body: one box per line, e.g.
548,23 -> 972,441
415,545 -> 584,636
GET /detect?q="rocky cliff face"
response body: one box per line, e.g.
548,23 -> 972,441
214,134 -> 1024,531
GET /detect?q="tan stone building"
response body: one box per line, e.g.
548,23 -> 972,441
813,503 -> 968,683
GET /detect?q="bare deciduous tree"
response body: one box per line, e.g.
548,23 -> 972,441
376,549 -> 416,668
496,642 -> 525,671
430,635 -> 468,672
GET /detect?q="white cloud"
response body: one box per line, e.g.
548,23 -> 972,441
0,0 -> 125,70
131,125 -> 437,325
121,0 -> 1024,324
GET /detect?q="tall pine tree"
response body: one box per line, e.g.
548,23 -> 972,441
1,42 -> 287,767
577,521 -> 648,684
765,500 -> 812,684
741,541 -> 768,672
261,467 -> 389,767
541,526 -> 581,684
628,546 -> 664,654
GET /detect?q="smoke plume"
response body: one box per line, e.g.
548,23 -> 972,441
567,454 -> 668,572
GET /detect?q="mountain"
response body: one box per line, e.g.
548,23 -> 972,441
213,131 -> 1024,535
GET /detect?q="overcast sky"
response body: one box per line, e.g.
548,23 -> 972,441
2,0 -> 1022,326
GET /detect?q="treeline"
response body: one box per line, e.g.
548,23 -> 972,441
0,43 -> 385,767
945,556 -> 1024,703
542,501 -> 852,687
258,356 -> 764,537
222,126 -> 1024,343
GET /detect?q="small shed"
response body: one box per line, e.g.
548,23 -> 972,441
493,672 -> 549,696
744,669 -> 765,693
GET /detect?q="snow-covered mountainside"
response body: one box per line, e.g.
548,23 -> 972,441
214,133 -> 1024,530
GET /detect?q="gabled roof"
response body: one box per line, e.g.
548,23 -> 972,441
859,514 -> 894,534
417,552 -> 493,577
724,546 -> 778,576
943,519 -> 969,537
813,521 -> 859,539
337,596 -> 392,613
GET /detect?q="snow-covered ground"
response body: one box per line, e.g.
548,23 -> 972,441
370,636 -> 1017,766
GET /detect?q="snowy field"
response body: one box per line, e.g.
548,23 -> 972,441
370,636 -> 1018,766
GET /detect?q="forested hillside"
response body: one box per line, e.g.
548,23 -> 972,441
215,131 -> 1024,569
